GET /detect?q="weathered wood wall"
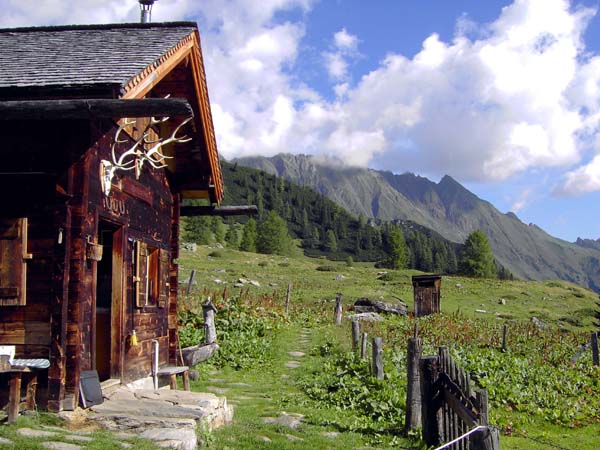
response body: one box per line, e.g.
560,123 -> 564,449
0,117 -> 180,410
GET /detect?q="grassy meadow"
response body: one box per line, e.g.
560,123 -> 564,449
177,244 -> 600,449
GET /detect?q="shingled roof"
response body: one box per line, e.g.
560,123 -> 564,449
0,22 -> 196,96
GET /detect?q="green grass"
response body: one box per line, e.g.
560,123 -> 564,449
179,244 -> 599,332
178,244 -> 600,449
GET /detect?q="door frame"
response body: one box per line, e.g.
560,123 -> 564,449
92,218 -> 126,381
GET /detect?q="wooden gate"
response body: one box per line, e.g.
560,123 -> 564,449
406,339 -> 500,450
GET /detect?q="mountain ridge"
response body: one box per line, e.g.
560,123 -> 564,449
235,153 -> 600,292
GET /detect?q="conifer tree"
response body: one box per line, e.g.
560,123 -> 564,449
256,211 -> 294,255
182,216 -> 213,244
225,223 -> 241,249
323,229 -> 338,252
240,219 -> 257,252
386,226 -> 408,269
460,230 -> 496,278
212,217 -> 227,243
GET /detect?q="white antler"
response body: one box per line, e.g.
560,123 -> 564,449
100,119 -> 146,195
139,116 -> 193,171
101,113 -> 193,197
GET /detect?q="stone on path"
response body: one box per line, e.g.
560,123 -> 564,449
17,428 -> 58,438
322,431 -> 340,439
262,412 -> 304,430
229,382 -> 252,387
139,428 -> 197,450
208,378 -> 226,383
206,386 -> 229,395
41,443 -> 83,450
285,361 -> 301,369
285,434 -> 304,442
287,351 -> 305,357
64,435 -> 94,443
281,374 -> 289,379
260,436 -> 272,443
0,437 -> 13,446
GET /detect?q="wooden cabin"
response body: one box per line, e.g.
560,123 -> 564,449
0,22 -> 223,412
412,274 -> 442,317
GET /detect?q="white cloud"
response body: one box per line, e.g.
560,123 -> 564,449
5,0 -> 600,196
558,154 -> 600,194
323,27 -> 360,81
511,187 -> 534,212
333,28 -> 358,51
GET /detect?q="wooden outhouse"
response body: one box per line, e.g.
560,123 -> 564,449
0,22 -> 223,412
412,274 -> 442,317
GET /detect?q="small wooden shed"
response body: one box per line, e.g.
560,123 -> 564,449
412,274 -> 442,317
0,22 -> 223,412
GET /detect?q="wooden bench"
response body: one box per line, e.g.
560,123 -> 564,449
1,352 -> 49,423
156,365 -> 190,391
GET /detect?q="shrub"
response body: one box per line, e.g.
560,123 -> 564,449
316,265 -> 337,272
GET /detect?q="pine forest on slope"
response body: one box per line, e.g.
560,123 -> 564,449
234,153 -> 600,292
184,161 -> 513,278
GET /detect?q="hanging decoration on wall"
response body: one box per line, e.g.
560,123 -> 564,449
100,115 -> 192,196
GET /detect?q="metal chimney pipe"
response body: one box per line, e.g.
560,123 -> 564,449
139,0 -> 157,23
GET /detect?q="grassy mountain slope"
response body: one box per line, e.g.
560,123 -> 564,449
235,154 -> 600,291
219,160 -> 462,273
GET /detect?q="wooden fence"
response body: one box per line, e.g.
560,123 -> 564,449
406,338 -> 500,450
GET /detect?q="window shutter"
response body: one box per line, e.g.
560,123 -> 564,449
134,240 -> 148,307
0,218 -> 29,306
158,250 -> 169,308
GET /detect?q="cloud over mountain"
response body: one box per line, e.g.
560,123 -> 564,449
3,0 -> 600,197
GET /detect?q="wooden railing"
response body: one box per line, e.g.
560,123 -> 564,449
406,338 -> 500,450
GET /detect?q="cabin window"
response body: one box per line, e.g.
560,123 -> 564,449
134,241 -> 168,308
0,218 -> 31,306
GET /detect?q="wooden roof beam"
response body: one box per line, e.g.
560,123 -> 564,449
180,205 -> 258,217
0,98 -> 193,120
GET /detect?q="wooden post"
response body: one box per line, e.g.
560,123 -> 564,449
360,332 -> 368,359
405,337 -> 422,434
285,283 -> 292,317
26,374 -> 37,411
438,346 -> 450,444
351,321 -> 360,351
592,332 -> 599,366
8,373 -> 21,424
501,323 -> 508,352
182,370 -> 191,391
202,298 -> 217,344
372,337 -> 384,381
420,356 -> 442,447
187,269 -> 196,295
470,389 -> 500,450
334,293 -> 343,325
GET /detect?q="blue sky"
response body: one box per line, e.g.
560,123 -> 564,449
2,0 -> 600,242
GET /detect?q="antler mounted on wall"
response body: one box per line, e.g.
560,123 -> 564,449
100,115 -> 192,196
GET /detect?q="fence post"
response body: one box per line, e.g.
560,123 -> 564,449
285,283 -> 292,317
469,389 -> 500,450
420,355 -> 442,447
372,337 -> 384,381
334,293 -> 343,325
501,323 -> 508,352
592,332 -> 599,366
405,337 -> 422,434
187,269 -> 196,295
202,298 -> 217,344
360,332 -> 368,359
351,321 -> 360,352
